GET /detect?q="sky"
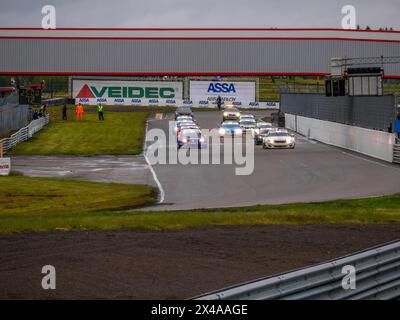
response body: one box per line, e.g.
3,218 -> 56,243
0,0 -> 399,29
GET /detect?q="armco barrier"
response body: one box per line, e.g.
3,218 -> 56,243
0,114 -> 49,153
285,113 -> 395,163
195,241 -> 400,300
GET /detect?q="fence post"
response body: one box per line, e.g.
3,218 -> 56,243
0,143 -> 3,158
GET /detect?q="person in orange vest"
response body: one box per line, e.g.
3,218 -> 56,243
76,103 -> 84,120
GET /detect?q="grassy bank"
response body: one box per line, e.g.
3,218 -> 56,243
1,177 -> 399,234
0,175 -> 156,234
9,105 -> 148,155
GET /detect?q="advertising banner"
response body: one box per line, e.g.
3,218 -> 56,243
0,158 -> 11,176
74,98 -> 279,109
189,81 -> 256,103
73,80 -> 184,103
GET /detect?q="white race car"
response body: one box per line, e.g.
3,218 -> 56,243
223,107 -> 241,121
263,131 -> 296,149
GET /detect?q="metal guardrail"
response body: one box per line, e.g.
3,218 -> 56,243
195,241 -> 400,300
0,114 -> 49,153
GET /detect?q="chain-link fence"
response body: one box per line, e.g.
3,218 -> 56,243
0,114 -> 49,152
0,93 -> 29,137
281,93 -> 397,132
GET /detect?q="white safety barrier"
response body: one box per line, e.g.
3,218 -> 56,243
75,98 -> 279,109
0,114 -> 49,153
285,114 -> 396,163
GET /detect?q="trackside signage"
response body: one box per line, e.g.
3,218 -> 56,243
72,80 -> 183,104
190,81 -> 256,103
0,158 -> 11,176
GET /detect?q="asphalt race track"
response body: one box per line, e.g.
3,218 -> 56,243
144,111 -> 400,211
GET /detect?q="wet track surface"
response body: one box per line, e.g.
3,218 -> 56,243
144,111 -> 400,210
10,111 -> 400,211
11,155 -> 156,187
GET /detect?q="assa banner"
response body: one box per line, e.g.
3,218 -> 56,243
73,80 -> 183,102
189,81 -> 255,103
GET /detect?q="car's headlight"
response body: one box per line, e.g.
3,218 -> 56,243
286,137 -> 294,143
235,128 -> 242,135
199,137 -> 205,143
236,113 -> 240,117
219,128 -> 226,135
182,138 -> 187,143
255,129 -> 260,134
223,112 -> 228,117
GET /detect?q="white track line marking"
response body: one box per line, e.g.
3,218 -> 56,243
340,150 -> 400,170
144,153 -> 165,203
143,120 -> 165,204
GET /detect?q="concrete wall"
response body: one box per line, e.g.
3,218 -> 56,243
285,113 -> 396,162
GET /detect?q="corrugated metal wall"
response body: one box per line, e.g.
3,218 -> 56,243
281,93 -> 397,131
1,39 -> 400,75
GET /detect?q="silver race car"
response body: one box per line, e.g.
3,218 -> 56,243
222,107 -> 241,121
262,131 -> 296,149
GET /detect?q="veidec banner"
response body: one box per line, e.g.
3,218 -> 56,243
189,81 -> 256,103
72,80 -> 184,101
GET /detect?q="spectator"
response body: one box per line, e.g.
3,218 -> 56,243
388,123 -> 393,133
62,103 -> 67,121
39,105 -> 45,117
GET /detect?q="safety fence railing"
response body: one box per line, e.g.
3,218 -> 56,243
195,241 -> 400,300
0,114 -> 49,153
394,139 -> 400,164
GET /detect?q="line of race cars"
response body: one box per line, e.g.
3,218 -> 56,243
174,107 -> 206,149
174,106 -> 296,149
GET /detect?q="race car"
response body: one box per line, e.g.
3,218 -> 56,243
173,119 -> 197,133
254,124 -> 275,145
218,121 -> 243,138
177,127 -> 206,149
176,115 -> 194,122
256,121 -> 273,128
262,131 -> 296,149
222,107 -> 241,121
239,118 -> 257,135
240,114 -> 255,121
175,107 -> 193,119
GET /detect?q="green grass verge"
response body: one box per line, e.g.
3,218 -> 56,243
9,106 -> 148,155
0,175 -> 156,233
1,174 -> 399,234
